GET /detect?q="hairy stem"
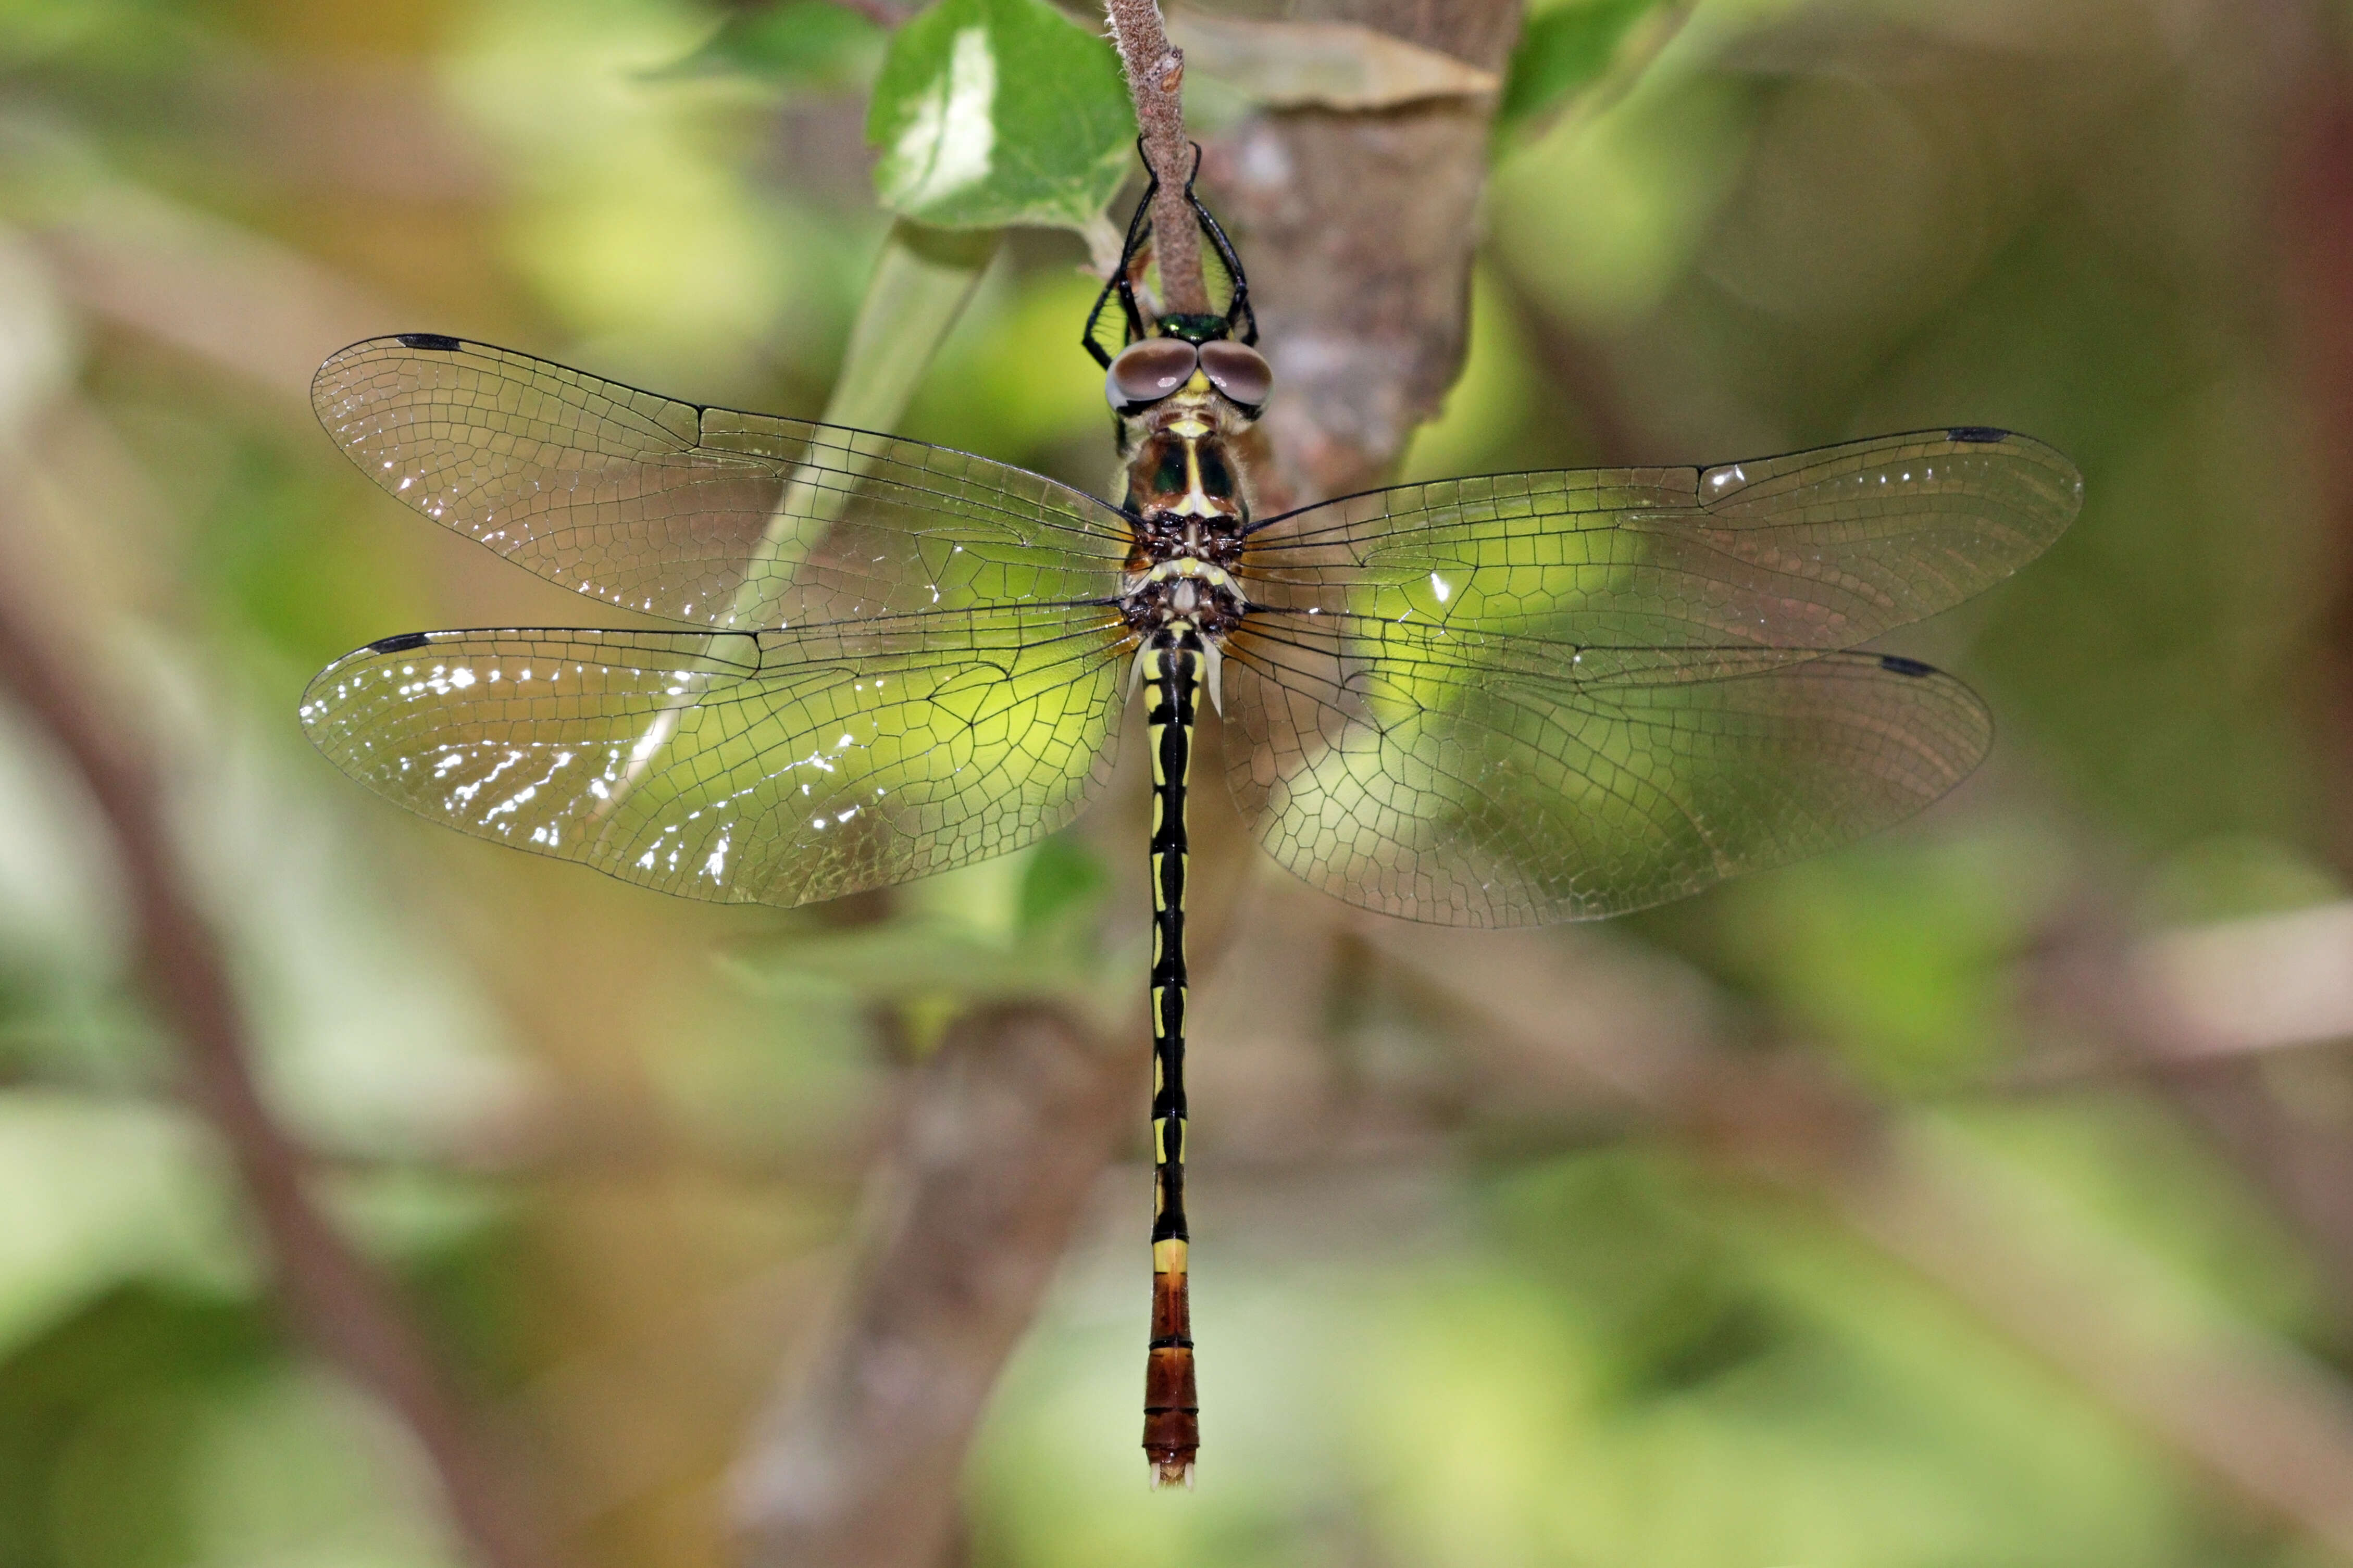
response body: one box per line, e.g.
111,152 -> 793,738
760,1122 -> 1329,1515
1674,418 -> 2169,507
1105,0 -> 1210,314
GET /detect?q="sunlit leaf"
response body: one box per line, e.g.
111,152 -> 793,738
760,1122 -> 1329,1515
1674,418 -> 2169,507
867,0 -> 1135,233
0,1094 -> 251,1358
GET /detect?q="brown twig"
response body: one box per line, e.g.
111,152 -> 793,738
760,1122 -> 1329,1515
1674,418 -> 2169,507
1104,0 -> 1210,315
733,1005 -> 1130,1568
830,0 -> 913,28
0,531 -> 556,1568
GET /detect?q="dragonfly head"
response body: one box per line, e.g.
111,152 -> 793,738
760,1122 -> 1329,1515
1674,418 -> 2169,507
1106,333 -> 1272,420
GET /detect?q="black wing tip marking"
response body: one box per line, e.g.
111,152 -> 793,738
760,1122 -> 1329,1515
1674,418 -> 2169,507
1878,654 -> 1937,678
1946,425 -> 2011,445
368,631 -> 433,655
312,334 -> 472,423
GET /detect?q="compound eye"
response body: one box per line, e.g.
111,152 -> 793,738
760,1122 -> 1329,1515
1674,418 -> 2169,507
1198,339 -> 1272,412
1106,339 -> 1200,413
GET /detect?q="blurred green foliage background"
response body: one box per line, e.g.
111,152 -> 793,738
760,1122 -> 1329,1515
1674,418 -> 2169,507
4,0 -> 2353,1564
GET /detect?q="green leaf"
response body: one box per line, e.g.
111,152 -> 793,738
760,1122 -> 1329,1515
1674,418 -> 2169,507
1495,0 -> 1684,141
650,0 -> 887,94
866,0 -> 1136,233
1017,835 -> 1109,933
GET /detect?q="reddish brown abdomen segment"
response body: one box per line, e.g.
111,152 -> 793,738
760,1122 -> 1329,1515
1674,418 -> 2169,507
1144,1237 -> 1197,1484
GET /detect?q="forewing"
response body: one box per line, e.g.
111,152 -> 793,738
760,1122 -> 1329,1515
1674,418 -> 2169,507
1223,614 -> 1990,926
1241,430 -> 2081,648
313,335 -> 1130,629
300,608 -> 1132,907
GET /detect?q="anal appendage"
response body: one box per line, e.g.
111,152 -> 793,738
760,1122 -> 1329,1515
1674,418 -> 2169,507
1144,1235 -> 1198,1489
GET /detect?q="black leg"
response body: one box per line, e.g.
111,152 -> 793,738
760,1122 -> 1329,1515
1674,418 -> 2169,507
1082,142 -> 1165,366
1180,148 -> 1257,345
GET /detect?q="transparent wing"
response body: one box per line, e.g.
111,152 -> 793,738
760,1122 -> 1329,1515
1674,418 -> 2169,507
299,606 -> 1134,907
1223,612 -> 1991,926
314,335 -> 1132,630
1240,430 -> 2081,648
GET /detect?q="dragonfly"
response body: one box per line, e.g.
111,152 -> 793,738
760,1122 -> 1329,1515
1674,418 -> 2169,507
298,164 -> 2080,1488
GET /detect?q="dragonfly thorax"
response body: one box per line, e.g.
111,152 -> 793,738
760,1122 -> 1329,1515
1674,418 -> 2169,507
1124,553 -> 1245,639
1121,418 -> 1251,641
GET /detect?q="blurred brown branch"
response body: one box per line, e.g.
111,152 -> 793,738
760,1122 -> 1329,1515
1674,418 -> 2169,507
0,522 -> 558,1568
733,1005 -> 1131,1568
2023,899 -> 2353,1074
1489,263 -> 1675,465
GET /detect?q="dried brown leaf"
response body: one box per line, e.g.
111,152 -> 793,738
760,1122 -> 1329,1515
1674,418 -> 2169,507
1168,10 -> 1499,109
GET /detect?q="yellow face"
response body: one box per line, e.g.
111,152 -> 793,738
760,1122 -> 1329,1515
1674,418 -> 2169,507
1121,370 -> 1258,525
1129,436 -> 1238,528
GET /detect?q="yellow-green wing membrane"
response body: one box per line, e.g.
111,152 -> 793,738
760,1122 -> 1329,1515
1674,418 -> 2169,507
1225,431 -> 2080,925
1224,620 -> 1990,925
300,608 -> 1132,906
1241,429 -> 2081,648
313,335 -> 1132,628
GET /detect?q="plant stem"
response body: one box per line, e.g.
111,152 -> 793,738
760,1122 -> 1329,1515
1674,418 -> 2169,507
1104,0 -> 1210,314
